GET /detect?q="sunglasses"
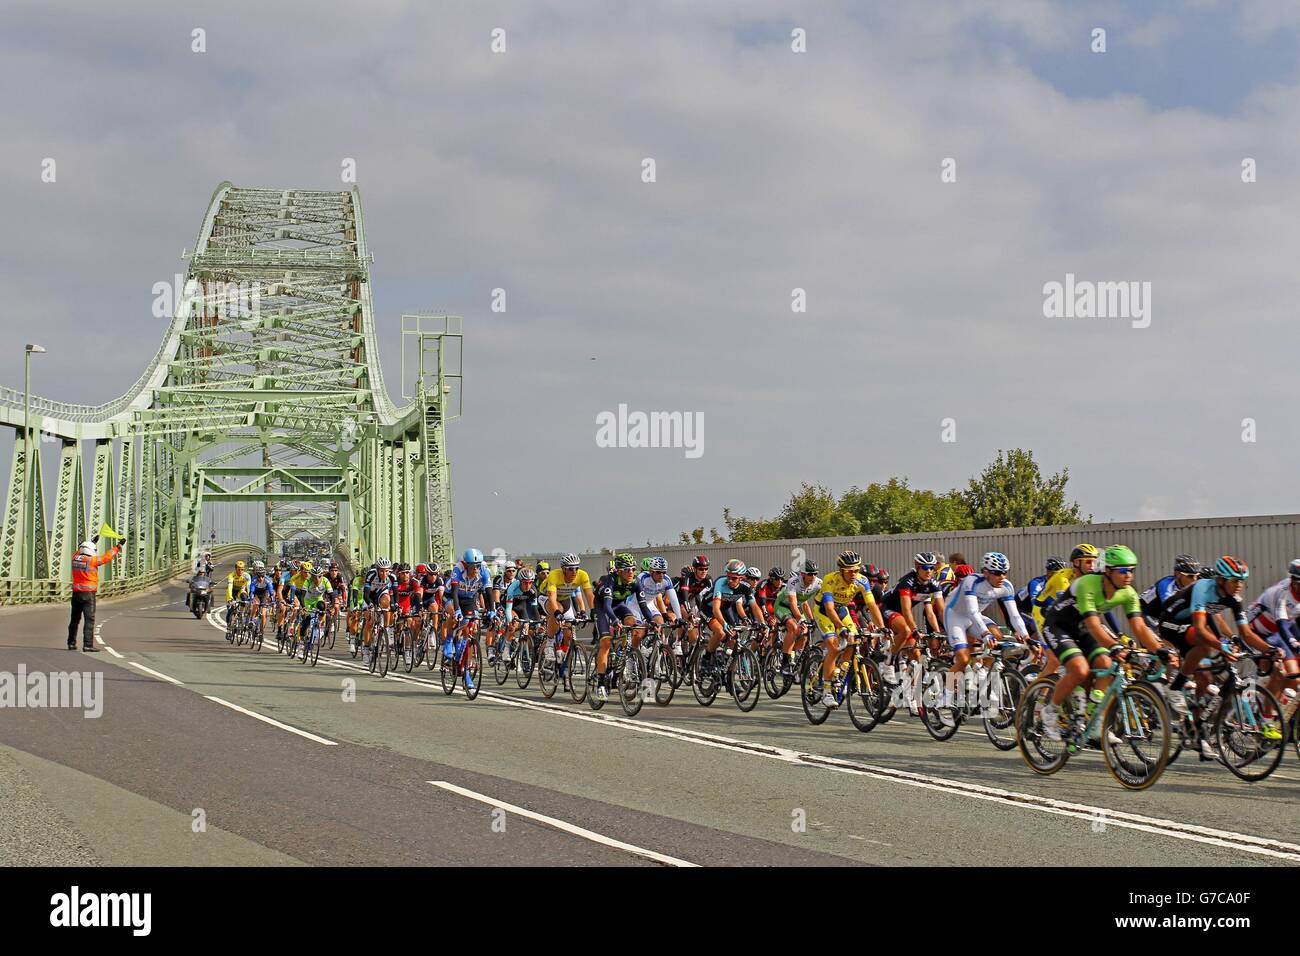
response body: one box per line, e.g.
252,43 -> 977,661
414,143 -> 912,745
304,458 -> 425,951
916,564 -> 936,571
1109,566 -> 1136,575
985,570 -> 1006,576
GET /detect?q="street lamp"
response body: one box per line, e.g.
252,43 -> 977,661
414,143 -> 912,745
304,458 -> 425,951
23,344 -> 45,578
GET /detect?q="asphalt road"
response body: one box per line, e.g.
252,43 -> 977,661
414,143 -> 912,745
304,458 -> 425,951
2,560 -> 1298,867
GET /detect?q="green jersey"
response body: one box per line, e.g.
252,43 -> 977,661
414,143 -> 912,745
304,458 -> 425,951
1045,573 -> 1139,635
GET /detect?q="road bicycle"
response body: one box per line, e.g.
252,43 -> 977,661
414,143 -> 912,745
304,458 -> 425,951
439,611 -> 486,700
537,614 -> 589,703
799,628 -> 888,732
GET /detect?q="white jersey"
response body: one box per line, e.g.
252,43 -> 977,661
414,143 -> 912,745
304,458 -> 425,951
636,571 -> 681,616
945,573 -> 1028,637
1248,578 -> 1300,633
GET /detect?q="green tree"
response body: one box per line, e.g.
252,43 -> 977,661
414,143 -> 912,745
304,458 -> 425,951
721,507 -> 780,542
840,479 -> 973,535
774,483 -> 860,539
962,448 -> 1088,529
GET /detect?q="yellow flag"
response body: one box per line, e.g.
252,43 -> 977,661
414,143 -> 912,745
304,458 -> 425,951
99,522 -> 124,541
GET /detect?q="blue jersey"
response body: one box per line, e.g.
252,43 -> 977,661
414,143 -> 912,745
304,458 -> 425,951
1016,574 -> 1048,614
709,577 -> 755,607
1162,578 -> 1248,626
448,565 -> 492,596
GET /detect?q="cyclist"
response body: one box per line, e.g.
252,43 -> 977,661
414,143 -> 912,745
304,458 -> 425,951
542,553 -> 593,652
389,565 -> 424,666
700,558 -> 767,679
593,554 -> 651,701
502,566 -> 540,658
1017,557 -> 1067,625
940,552 -> 1029,723
815,550 -> 885,709
755,568 -> 786,621
445,549 -> 496,659
247,561 -> 277,639
225,560 -> 251,638
297,566 -> 334,652
416,563 -> 444,650
775,560 -> 821,677
636,556 -> 684,652
880,552 -> 946,699
679,555 -> 714,659
361,558 -> 397,664
1032,543 -> 1099,632
346,567 -> 367,651
325,560 -> 348,615
1246,559 -> 1300,709
1037,544 -> 1168,742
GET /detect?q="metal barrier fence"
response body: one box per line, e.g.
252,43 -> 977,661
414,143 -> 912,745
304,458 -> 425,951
0,543 -> 265,607
524,514 -> 1300,590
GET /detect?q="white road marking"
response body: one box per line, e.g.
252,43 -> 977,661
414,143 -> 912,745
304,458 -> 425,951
127,662 -> 184,685
203,696 -> 337,746
105,646 -> 124,659
199,612 -> 1300,861
428,780 -> 697,866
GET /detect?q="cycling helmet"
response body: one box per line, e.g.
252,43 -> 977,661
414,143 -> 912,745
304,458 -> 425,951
252,560 -> 264,571
1289,558 -> 1300,579
1172,554 -> 1200,575
1102,544 -> 1138,569
607,560 -> 616,572
560,553 -> 580,568
768,566 -> 787,581
428,561 -> 439,574
537,560 -> 550,573
1198,566 -> 1215,579
235,560 -> 246,571
954,564 -> 973,578
463,548 -> 484,564
837,550 -> 861,569
616,552 -> 635,567
745,566 -> 762,580
650,557 -> 669,572
914,551 -> 938,567
863,563 -> 879,579
800,559 -> 819,575
504,560 -> 517,571
981,551 -> 1010,574
376,557 -> 391,570
1045,556 -> 1067,573
640,558 -> 653,572
1213,556 -> 1249,580
724,559 -> 746,575
520,568 -> 536,582
692,554 -> 710,569
614,554 -> 636,570
1070,543 -> 1099,561
415,564 -> 428,575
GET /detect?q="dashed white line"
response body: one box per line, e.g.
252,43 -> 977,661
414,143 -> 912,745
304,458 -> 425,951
126,661 -> 184,685
429,780 -> 697,866
203,696 -> 337,746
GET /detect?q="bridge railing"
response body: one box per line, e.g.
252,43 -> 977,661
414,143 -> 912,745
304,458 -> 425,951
0,543 -> 264,607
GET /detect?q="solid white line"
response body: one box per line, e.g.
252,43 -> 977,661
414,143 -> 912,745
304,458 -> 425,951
203,695 -> 337,746
428,780 -> 697,866
127,661 -> 184,685
105,646 -> 124,659
205,616 -> 1300,862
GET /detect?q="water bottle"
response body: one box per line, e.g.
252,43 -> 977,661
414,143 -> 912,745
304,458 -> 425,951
1282,687 -> 1298,721
1069,686 -> 1087,717
1085,687 -> 1105,719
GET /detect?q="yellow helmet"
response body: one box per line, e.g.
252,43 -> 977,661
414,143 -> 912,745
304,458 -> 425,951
302,561 -> 313,572
235,560 -> 246,571
1070,543 -> 1099,561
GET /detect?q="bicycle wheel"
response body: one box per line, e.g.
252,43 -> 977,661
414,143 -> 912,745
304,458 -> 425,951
567,644 -> 589,704
310,624 -> 323,666
649,644 -> 676,706
463,639 -> 482,700
299,625 -> 311,663
1101,682 -> 1171,790
328,612 -> 338,650
730,647 -> 761,713
349,618 -> 361,659
1214,685 -> 1285,782
799,647 -> 831,726
762,645 -> 789,699
1016,676 -> 1069,775
920,663 -> 961,742
492,640 -> 511,685
847,657 -> 883,733
692,646 -> 720,707
440,637 -> 459,695
983,667 -> 1026,751
377,628 -> 392,678
620,646 -> 645,717
425,626 -> 440,671
589,651 -> 610,712
516,636 -> 534,689
539,641 -> 559,698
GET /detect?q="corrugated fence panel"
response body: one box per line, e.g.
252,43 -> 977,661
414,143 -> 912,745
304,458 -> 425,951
521,514 -> 1300,591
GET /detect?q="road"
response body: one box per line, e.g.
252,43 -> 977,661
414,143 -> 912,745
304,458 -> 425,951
2,559 -> 1298,867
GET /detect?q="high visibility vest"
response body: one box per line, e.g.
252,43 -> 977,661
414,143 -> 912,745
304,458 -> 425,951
71,546 -> 120,592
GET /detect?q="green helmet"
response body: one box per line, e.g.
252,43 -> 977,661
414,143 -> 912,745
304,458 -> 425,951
614,554 -> 636,571
617,552 -> 635,566
1103,545 -> 1138,569
640,557 -> 653,572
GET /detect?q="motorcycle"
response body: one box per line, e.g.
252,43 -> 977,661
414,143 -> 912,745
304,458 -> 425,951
189,575 -> 213,618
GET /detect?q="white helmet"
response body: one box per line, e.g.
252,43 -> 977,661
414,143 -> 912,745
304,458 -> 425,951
77,541 -> 95,555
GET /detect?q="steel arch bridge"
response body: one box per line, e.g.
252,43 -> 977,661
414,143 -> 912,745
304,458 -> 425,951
0,182 -> 461,590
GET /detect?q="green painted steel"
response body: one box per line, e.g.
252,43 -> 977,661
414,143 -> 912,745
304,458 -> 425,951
0,183 -> 461,591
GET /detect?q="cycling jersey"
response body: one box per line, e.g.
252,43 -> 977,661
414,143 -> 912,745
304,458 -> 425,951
1032,567 -> 1076,631
1016,573 -> 1048,616
636,570 -> 681,617
248,575 -> 276,601
1161,578 -> 1248,626
882,570 -> 944,614
680,572 -> 714,607
289,571 -> 311,591
776,574 -> 822,619
944,573 -> 1027,649
710,577 -> 757,607
1139,574 -> 1182,621
1044,573 -> 1141,634
1248,578 -> 1300,633
448,565 -> 492,596
543,568 -> 591,603
301,578 -> 333,611
502,579 -> 539,623
598,574 -> 647,617
226,572 -> 251,602
818,571 -> 873,611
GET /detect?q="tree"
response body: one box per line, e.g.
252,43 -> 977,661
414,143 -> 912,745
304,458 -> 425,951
722,507 -> 781,542
962,448 -> 1088,529
839,479 -> 973,535
774,483 -> 860,539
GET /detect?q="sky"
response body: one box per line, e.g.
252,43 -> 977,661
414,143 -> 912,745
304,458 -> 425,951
2,0 -> 1299,555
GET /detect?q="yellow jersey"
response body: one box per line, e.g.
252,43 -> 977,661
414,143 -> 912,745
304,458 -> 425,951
544,568 -> 591,602
290,571 -> 311,590
1032,568 -> 1078,630
817,570 -> 874,610
226,571 -> 251,600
